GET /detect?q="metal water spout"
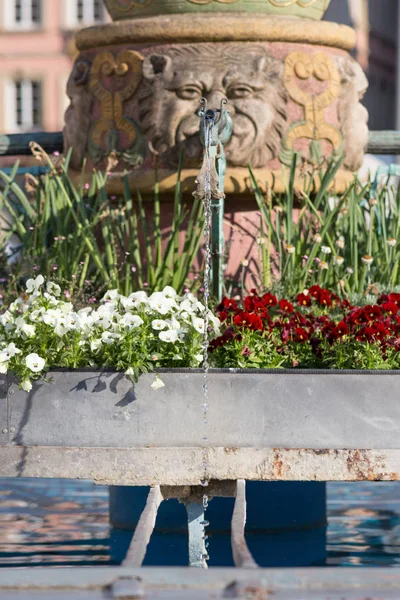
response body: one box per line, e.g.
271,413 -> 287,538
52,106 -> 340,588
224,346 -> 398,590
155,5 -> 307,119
194,98 -> 233,301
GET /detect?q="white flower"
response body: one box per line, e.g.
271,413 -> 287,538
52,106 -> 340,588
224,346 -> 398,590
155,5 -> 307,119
334,255 -> 344,266
0,311 -> 13,326
65,313 -> 80,330
101,331 -> 119,344
179,299 -> 195,314
207,313 -> 221,332
151,376 -> 165,390
387,238 -> 397,247
59,302 -> 74,315
125,367 -> 134,376
319,260 -> 328,270
54,321 -> 68,337
162,286 -> 177,298
336,237 -> 345,249
29,309 -> 44,322
9,299 -> 24,313
43,310 -> 60,327
152,319 -> 167,330
321,246 -> 332,255
314,234 -> 322,243
159,329 -> 179,343
90,339 -> 102,352
46,282 -> 61,296
15,319 -> 35,338
0,364 -> 7,374
102,289 -> 120,302
26,275 -> 44,294
192,317 -> 205,333
25,353 -> 45,373
123,291 -> 148,309
346,267 -> 354,274
195,353 -> 204,364
0,343 -> 21,363
21,379 -> 32,392
286,245 -> 295,255
121,314 -> 143,328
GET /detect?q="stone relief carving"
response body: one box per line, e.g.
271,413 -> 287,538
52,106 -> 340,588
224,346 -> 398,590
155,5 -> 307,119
280,51 -> 342,166
64,60 -> 92,171
139,44 -> 287,169
88,50 -> 145,166
335,55 -> 369,172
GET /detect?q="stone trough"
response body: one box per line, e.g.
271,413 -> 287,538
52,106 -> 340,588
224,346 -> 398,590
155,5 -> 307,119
1,368 -> 399,486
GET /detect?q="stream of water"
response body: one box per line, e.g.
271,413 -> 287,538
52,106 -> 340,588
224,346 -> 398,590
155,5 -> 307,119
199,110 -> 215,567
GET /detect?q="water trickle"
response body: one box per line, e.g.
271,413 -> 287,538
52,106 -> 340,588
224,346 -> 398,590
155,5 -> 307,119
200,111 -> 214,566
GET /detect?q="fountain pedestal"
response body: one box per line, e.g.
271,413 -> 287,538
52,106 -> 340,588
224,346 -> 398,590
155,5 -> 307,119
110,483 -> 327,566
61,1 -> 367,564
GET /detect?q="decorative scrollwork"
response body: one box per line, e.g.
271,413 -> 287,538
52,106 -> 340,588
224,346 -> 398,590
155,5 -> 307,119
280,51 -> 342,166
88,50 -> 145,165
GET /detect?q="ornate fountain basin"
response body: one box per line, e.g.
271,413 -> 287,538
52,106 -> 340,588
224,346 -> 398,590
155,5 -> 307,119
1,369 -> 399,486
104,0 -> 332,21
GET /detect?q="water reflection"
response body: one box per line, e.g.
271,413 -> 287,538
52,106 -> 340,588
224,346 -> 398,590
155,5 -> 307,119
327,482 -> 400,567
0,479 -> 400,567
0,479 -> 111,567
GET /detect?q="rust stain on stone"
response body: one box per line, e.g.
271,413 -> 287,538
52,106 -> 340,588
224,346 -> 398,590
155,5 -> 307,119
273,451 -> 284,478
345,449 -> 399,481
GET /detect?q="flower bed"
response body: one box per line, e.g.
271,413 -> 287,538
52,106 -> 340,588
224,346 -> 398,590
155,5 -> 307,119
2,277 -> 400,391
0,276 -> 219,390
211,286 -> 400,370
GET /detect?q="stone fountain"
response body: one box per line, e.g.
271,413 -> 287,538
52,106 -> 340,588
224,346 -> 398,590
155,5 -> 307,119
61,0 -> 369,567
65,0 -> 368,196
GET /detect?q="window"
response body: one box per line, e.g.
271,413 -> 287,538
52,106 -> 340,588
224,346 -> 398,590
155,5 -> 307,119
6,80 -> 43,133
64,0 -> 105,28
5,0 -> 42,30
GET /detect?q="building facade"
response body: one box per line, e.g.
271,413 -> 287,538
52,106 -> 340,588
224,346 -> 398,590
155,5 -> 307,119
0,0 -> 398,136
0,0 -> 108,135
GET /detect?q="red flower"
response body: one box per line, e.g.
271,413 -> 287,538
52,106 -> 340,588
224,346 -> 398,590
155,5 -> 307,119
341,299 -> 352,310
378,294 -> 389,305
233,311 -> 263,331
389,293 -> 400,307
348,308 -> 368,325
218,310 -> 229,322
363,305 -> 382,321
381,301 -> 398,316
244,296 -> 256,312
217,297 -> 239,312
373,322 -> 389,341
296,293 -> 311,307
279,299 -> 294,313
317,290 -> 332,307
294,327 -> 309,342
309,285 -> 323,299
356,326 -> 376,343
253,301 -> 269,319
333,321 -> 349,338
262,293 -> 278,307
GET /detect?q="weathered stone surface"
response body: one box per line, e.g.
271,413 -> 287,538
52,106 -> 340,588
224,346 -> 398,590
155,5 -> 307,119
104,0 -> 332,21
64,14 -> 367,192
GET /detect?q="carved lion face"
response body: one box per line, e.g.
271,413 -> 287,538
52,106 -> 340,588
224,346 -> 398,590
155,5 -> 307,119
139,44 -> 287,168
